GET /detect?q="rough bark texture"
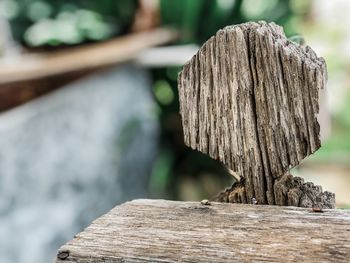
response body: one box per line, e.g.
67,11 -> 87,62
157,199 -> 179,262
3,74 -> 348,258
178,21 -> 334,208
214,173 -> 335,209
55,199 -> 350,263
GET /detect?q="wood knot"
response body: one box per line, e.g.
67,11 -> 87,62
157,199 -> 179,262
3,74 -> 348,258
57,250 -> 70,260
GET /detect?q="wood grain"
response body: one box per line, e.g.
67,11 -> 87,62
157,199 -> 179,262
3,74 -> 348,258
178,21 -> 333,207
55,199 -> 350,263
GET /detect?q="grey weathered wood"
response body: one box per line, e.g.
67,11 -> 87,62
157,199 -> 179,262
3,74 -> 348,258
55,199 -> 350,262
178,21 -> 334,208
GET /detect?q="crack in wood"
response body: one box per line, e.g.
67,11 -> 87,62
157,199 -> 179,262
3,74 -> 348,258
178,21 -> 335,208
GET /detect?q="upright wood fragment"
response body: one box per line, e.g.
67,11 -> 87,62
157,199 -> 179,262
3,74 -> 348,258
178,21 -> 334,208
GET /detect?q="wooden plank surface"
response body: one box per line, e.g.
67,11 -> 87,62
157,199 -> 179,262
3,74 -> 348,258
55,199 -> 350,262
0,27 -> 177,85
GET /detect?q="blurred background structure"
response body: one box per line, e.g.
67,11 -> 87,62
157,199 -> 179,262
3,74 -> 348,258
0,0 -> 349,262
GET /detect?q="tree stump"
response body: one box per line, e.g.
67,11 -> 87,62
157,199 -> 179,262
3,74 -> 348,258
178,21 -> 335,208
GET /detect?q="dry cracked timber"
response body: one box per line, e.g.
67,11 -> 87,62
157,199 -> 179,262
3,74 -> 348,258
178,21 -> 335,208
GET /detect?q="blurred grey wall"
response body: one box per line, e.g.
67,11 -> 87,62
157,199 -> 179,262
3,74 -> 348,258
0,65 -> 159,263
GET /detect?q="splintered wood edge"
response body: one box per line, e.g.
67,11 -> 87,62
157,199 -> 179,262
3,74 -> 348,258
56,199 -> 350,263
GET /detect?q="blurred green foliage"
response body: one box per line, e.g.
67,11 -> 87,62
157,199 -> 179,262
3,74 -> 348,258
2,0 -> 137,46
160,0 -> 296,44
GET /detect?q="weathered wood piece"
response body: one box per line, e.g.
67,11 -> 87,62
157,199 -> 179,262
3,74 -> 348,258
55,199 -> 350,262
178,21 -> 334,207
